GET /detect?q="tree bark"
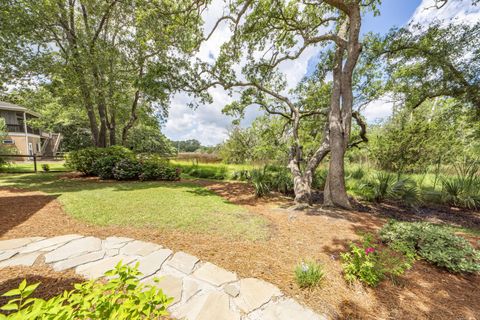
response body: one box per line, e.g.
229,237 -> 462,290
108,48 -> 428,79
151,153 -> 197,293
323,3 -> 362,209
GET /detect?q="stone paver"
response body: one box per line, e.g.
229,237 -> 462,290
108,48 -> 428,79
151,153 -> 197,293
19,234 -> 83,254
0,250 -> 17,262
182,278 -> 200,302
103,236 -> 133,249
0,237 -> 44,251
166,251 -> 199,274
193,262 -> 237,286
0,235 -> 326,319
136,249 -> 172,278
53,250 -> 106,271
224,283 -> 240,297
76,255 -> 136,279
120,240 -> 162,256
248,298 -> 327,320
143,274 -> 183,305
45,236 -> 102,263
173,291 -> 240,320
0,252 -> 41,267
234,278 -> 283,313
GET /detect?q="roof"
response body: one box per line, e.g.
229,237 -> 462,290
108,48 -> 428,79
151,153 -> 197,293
0,101 -> 41,117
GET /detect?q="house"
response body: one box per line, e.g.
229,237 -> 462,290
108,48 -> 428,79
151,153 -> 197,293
0,101 -> 61,158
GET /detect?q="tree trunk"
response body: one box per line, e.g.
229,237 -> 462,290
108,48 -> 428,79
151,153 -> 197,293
289,157 -> 313,204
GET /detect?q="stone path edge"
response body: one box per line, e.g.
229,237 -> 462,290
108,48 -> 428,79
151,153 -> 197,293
0,235 -> 327,320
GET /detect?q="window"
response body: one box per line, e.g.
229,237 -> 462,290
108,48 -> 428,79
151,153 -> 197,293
2,140 -> 14,144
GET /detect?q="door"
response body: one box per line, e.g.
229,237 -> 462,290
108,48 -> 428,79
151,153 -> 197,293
28,142 -> 33,157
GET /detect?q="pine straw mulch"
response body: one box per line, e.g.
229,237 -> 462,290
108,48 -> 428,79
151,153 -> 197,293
0,177 -> 479,320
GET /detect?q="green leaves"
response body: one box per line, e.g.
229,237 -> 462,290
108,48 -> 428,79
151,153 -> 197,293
0,262 -> 173,319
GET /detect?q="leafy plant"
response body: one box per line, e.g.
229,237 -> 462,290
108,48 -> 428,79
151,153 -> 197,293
440,161 -> 480,209
41,164 -> 50,172
294,260 -> 324,288
139,157 -> 180,181
0,262 -> 172,319
65,146 -> 134,175
380,221 -> 480,273
92,156 -> 121,180
113,158 -> 142,180
359,172 -> 420,206
341,234 -> 415,287
250,168 -> 271,197
231,170 -> 251,181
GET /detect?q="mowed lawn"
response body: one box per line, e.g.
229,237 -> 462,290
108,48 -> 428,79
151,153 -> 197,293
0,172 -> 269,240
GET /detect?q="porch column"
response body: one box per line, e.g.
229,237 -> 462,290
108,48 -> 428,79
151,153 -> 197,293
23,111 -> 28,155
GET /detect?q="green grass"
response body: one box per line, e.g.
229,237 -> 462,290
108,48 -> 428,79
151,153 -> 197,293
171,160 -> 257,180
0,172 -> 269,240
0,162 -> 70,173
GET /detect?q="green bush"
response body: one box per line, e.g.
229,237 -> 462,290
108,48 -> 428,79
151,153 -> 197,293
312,168 -> 327,190
139,157 -> 180,181
359,172 -> 420,206
113,158 -> 142,180
250,168 -> 271,197
183,165 -> 227,180
341,234 -> 415,286
92,156 -> 122,180
294,260 -> 324,288
66,146 -> 134,175
231,170 -> 251,181
41,164 -> 50,172
0,262 -> 172,319
380,221 -> 480,273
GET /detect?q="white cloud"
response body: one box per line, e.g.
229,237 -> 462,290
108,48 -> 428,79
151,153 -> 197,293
410,0 -> 480,26
363,0 -> 479,123
164,1 -> 320,145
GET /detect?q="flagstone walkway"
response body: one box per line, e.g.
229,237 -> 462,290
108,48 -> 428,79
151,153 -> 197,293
0,235 -> 327,320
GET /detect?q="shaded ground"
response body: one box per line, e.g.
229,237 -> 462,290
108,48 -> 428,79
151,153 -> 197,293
0,263 -> 83,308
0,177 -> 479,319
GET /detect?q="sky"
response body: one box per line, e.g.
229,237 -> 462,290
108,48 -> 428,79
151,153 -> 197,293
163,0 -> 479,145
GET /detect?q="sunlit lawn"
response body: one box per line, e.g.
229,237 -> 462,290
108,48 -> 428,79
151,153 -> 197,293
0,161 -> 70,173
0,172 -> 269,240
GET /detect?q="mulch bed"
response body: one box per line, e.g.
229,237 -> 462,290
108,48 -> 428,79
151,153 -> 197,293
0,177 -> 479,319
0,264 -> 83,308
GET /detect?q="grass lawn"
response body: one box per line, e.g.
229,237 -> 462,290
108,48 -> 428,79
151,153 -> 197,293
0,162 -> 70,173
0,172 -> 269,240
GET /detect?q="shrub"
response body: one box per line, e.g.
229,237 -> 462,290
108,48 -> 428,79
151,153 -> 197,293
66,146 -> 134,175
347,167 -> 365,180
113,158 -> 141,180
294,260 -> 324,288
341,234 -> 415,286
440,159 -> 480,209
231,170 -> 251,181
0,262 -> 172,319
266,165 -> 294,195
41,164 -> 50,172
312,168 -> 327,190
250,168 -> 271,197
359,172 -> 420,206
183,165 -> 227,180
92,156 -> 122,180
380,221 -> 480,273
139,157 -> 180,181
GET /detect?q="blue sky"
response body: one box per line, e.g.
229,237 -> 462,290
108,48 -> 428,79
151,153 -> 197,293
362,0 -> 420,35
164,0 -> 478,145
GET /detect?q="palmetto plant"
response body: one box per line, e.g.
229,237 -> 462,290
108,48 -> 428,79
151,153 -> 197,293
441,160 -> 480,209
360,172 -> 420,206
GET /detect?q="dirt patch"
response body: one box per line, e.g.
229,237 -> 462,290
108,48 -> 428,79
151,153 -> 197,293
0,182 -> 479,319
0,264 -> 83,308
